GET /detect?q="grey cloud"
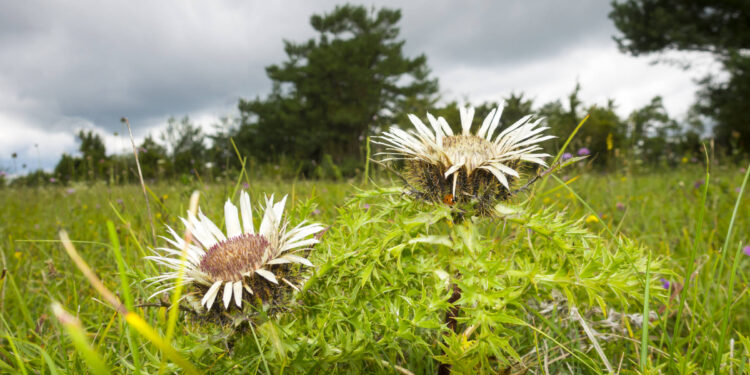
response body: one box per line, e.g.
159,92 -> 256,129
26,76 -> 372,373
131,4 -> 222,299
391,0 -> 615,70
0,1 -> 321,133
1,0 -> 616,134
3,0 -> 690,172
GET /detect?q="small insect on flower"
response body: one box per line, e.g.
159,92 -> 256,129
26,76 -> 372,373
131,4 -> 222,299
145,191 -> 325,311
374,102 -> 553,213
443,193 -> 455,206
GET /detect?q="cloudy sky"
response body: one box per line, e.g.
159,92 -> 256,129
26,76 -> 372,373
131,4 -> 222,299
0,0 -> 720,173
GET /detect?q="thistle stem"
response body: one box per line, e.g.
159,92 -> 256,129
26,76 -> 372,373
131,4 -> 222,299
437,282 -> 462,375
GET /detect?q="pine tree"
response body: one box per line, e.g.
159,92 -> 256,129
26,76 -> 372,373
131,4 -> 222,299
237,5 -> 438,173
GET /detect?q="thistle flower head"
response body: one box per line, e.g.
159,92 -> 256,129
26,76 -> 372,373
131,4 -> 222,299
146,191 -> 324,311
374,102 -> 553,211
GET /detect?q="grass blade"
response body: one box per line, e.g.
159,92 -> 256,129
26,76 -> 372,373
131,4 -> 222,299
715,162 -> 750,278
551,114 -> 590,165
535,114 -> 589,194
670,147 -> 710,371
58,230 -> 200,375
51,302 -> 111,375
3,331 -> 28,375
640,252 -> 652,371
26,342 -> 61,375
571,306 -> 612,372
230,137 -> 251,197
249,320 -> 271,375
106,220 -> 141,375
107,221 -> 134,311
716,242 -> 745,373
122,117 -> 157,246
7,273 -> 33,328
109,202 -> 155,273
125,312 -> 200,375
363,136 -> 371,185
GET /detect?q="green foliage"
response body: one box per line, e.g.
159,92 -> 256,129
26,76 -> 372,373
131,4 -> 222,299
628,96 -> 683,163
46,117 -> 214,185
53,154 -> 77,182
52,131 -> 109,182
0,165 -> 748,373
236,4 -> 438,174
232,189 -> 665,373
137,135 -> 168,180
696,53 -> 750,154
12,80 -> 721,189
610,0 -> 750,153
8,169 -> 56,188
77,131 -> 107,164
161,116 -> 206,176
609,0 -> 750,57
313,154 -> 343,180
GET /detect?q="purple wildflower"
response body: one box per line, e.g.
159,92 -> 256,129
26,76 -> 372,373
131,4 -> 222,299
311,209 -> 321,216
616,202 -> 625,210
577,147 -> 590,156
242,182 -> 250,190
66,188 -> 76,194
736,187 -> 742,193
561,152 -> 573,161
49,177 -> 57,183
693,180 -> 704,189
743,245 -> 750,257
660,278 -> 670,290
363,203 -> 371,211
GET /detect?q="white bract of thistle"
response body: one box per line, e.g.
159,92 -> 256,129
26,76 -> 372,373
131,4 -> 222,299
146,191 -> 325,310
375,102 -> 554,195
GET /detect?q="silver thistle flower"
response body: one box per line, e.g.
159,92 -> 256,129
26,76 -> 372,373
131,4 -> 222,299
374,102 -> 553,209
146,191 -> 324,311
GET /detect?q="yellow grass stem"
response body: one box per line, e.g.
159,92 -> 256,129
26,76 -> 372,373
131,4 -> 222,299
122,117 -> 157,246
58,230 -> 200,375
51,302 -> 111,375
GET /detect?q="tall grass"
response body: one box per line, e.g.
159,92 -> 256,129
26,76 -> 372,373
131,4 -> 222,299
0,162 -> 747,373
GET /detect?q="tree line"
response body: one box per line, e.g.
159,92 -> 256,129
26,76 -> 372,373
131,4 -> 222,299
4,1 -> 748,186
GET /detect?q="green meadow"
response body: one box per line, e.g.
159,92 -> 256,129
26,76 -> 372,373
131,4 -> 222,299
0,163 -> 748,374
